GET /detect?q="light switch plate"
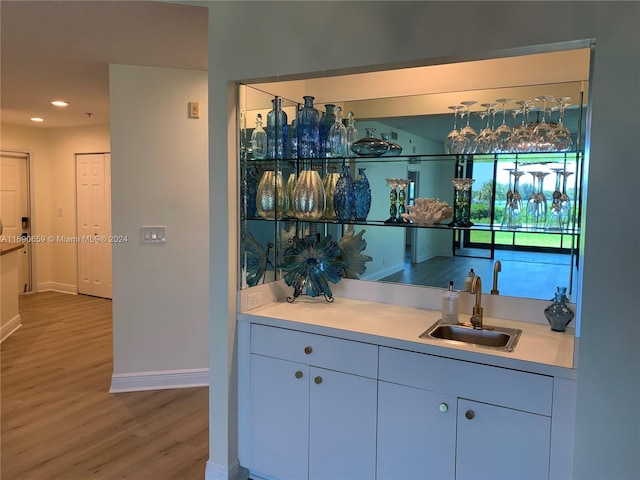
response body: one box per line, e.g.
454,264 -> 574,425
141,226 -> 166,244
188,101 -> 200,119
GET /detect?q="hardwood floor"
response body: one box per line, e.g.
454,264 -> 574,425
1,292 -> 208,480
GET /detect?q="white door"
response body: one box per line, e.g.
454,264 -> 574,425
1,152 -> 32,293
76,153 -> 112,298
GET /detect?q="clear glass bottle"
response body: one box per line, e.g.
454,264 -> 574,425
351,127 -> 389,157
251,113 -> 267,160
328,106 -> 348,158
463,268 -> 475,292
441,281 -> 459,324
346,111 -> 359,157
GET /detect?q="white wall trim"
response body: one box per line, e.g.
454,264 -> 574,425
109,368 -> 209,393
37,282 -> 77,294
0,314 -> 21,343
205,460 -> 247,480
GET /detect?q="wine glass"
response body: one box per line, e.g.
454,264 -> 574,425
456,100 -> 478,154
472,105 -> 498,154
530,96 -> 555,152
501,168 -> 514,228
552,97 -> 573,152
533,171 -> 550,228
545,168 -> 564,230
509,100 -> 534,153
494,98 -> 514,153
525,171 -> 540,228
510,169 -> 525,228
444,105 -> 462,154
560,170 -> 575,229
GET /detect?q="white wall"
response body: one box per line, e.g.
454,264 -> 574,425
110,64 -> 209,379
208,2 -> 639,479
1,123 -> 110,292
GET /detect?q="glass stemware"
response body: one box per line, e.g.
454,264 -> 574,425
494,98 -> 514,153
510,169 -> 525,228
525,171 -> 539,228
533,171 -> 550,228
448,178 -> 475,228
456,100 -> 478,154
530,96 -> 555,152
384,178 -> 400,223
501,168 -> 514,228
552,97 -> 573,152
509,100 -> 534,153
545,168 -> 564,230
560,170 -> 574,229
471,106 -> 497,154
444,105 -> 462,154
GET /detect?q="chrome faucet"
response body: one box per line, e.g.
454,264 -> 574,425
470,275 -> 483,329
491,260 -> 501,295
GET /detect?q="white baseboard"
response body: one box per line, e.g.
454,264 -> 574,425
360,262 -> 404,281
205,460 -> 247,480
37,282 -> 77,294
109,368 -> 209,393
0,314 -> 21,343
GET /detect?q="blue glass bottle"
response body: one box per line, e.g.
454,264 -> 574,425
297,96 -> 320,159
267,97 -> 288,159
333,165 -> 355,222
319,104 -> 336,158
354,168 -> 372,221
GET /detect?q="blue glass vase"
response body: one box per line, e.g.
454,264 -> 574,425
319,104 -> 336,158
333,165 -> 355,222
267,97 -> 288,159
354,168 -> 372,221
544,286 -> 575,332
297,96 -> 320,159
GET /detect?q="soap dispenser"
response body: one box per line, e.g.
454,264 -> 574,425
463,268 -> 475,292
441,281 -> 459,325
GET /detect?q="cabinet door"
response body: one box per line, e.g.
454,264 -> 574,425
456,399 -> 551,480
377,381 -> 456,480
308,367 -> 377,480
249,354 -> 309,480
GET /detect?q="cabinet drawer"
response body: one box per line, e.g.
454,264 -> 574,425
251,324 -> 378,378
379,347 -> 553,416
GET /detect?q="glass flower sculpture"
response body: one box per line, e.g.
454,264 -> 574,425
338,228 -> 373,279
241,228 -> 266,287
281,233 -> 347,302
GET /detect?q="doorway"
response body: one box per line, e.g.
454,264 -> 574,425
1,151 -> 33,293
76,153 -> 112,298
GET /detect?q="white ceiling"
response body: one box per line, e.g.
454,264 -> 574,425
0,0 -> 208,129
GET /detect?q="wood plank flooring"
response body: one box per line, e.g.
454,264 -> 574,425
1,292 -> 208,480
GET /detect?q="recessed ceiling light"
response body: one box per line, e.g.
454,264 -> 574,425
50,100 -> 69,107
30,117 -> 45,122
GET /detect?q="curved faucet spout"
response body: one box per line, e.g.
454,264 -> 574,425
470,275 -> 483,329
491,260 -> 502,295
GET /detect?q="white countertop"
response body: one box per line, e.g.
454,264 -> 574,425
239,296 -> 577,379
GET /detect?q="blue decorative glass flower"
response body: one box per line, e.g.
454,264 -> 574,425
281,233 -> 347,301
338,228 -> 373,279
241,228 -> 266,287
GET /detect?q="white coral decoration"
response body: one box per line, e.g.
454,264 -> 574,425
401,198 -> 453,225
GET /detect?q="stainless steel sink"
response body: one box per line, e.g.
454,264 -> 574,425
420,320 -> 522,352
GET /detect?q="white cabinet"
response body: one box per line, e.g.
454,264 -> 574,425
245,324 -> 378,480
378,346 -> 553,480
456,399 -> 551,480
377,381 -> 456,479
